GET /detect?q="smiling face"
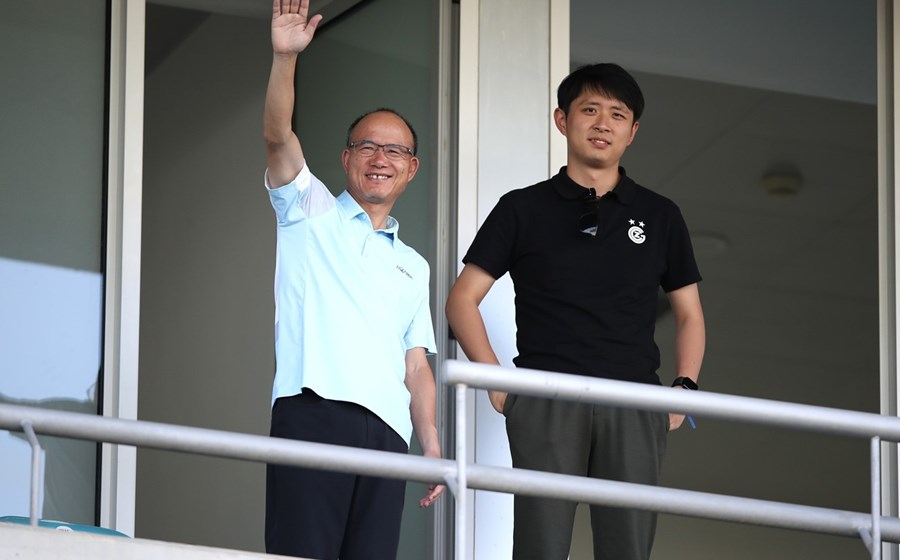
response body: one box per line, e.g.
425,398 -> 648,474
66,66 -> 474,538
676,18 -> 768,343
554,89 -> 639,174
341,111 -> 419,213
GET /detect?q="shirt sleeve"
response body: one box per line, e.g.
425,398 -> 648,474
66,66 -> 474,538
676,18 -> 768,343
266,164 -> 335,226
462,193 -> 518,279
660,205 -> 702,292
404,261 -> 437,354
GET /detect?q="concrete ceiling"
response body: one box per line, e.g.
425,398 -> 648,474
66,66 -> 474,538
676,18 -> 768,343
570,0 -> 876,105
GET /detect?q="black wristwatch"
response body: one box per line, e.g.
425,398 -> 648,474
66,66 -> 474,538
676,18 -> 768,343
672,377 -> 699,390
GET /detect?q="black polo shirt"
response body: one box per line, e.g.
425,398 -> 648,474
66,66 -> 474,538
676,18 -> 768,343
463,166 -> 701,385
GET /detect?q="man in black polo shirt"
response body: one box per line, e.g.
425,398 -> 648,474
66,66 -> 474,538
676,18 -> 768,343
446,63 -> 706,560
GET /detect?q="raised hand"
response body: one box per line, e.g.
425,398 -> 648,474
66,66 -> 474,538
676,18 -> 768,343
272,0 -> 323,56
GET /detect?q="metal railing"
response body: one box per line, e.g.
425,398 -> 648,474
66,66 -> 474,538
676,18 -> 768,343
0,359 -> 898,560
446,360 -> 900,560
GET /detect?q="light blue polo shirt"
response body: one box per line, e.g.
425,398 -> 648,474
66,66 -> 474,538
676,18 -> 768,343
266,164 -> 436,445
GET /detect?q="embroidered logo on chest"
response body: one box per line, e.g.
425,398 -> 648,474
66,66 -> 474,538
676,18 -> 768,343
396,265 -> 413,279
627,219 -> 646,244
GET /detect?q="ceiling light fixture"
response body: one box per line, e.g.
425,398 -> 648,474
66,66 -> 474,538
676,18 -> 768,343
762,165 -> 803,196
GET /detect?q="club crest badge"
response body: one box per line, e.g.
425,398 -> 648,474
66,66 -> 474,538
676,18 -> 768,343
628,219 -> 646,244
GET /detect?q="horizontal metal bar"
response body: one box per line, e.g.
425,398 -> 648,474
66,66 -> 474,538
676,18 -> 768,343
443,360 -> 900,441
466,463 -> 900,541
0,403 -> 455,486
2,402 -> 898,543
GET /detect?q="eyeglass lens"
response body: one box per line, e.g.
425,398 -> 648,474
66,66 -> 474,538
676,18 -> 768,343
351,140 -> 412,160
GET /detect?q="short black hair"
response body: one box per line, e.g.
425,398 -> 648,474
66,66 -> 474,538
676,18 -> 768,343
557,63 -> 644,121
346,108 -> 418,156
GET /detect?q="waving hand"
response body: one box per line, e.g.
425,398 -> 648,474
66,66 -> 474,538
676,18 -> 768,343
272,0 -> 323,55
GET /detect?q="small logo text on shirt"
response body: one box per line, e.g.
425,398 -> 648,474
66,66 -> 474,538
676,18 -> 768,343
396,265 -> 413,279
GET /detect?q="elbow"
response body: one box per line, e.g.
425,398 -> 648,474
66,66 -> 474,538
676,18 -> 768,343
263,119 -> 294,148
444,293 -> 456,321
445,290 -> 459,322
264,132 -> 289,151
445,293 -> 467,332
445,285 -> 471,319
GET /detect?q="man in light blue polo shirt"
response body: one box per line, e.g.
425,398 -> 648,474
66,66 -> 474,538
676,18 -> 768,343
262,2 -> 444,559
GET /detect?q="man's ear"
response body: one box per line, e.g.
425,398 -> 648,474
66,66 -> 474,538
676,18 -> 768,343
341,148 -> 350,173
406,156 -> 420,181
627,120 -> 640,146
553,107 -> 568,137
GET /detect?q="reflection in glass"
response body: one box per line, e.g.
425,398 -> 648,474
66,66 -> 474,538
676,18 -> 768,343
0,258 -> 102,524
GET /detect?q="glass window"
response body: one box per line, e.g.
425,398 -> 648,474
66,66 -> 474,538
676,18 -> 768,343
0,0 -> 107,525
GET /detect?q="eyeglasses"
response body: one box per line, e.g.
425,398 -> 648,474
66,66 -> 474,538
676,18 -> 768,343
579,188 -> 600,236
348,140 -> 415,160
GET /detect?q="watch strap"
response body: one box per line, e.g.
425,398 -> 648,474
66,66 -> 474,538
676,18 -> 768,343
672,376 -> 699,390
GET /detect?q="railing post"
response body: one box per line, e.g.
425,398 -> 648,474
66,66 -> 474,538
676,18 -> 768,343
21,419 -> 41,527
868,436 -> 883,560
454,383 -> 468,560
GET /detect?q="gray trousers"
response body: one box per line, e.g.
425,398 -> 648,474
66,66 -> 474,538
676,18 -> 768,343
504,394 -> 669,560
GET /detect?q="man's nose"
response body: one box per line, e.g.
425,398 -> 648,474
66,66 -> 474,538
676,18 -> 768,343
593,114 -> 611,131
370,147 -> 390,163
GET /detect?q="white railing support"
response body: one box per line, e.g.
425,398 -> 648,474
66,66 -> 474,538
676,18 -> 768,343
870,436 -> 884,560
454,383 -> 467,560
20,419 -> 41,528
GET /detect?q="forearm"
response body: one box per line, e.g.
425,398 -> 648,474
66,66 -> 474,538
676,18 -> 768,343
446,296 -> 500,366
407,365 -> 440,457
446,264 -> 507,411
675,317 -> 705,381
263,54 -> 306,188
447,296 -> 511,413
667,283 -> 705,383
405,354 -> 446,507
263,54 -> 298,146
673,306 -> 705,382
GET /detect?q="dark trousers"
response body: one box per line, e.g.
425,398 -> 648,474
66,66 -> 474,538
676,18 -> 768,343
265,391 -> 409,560
504,395 -> 669,560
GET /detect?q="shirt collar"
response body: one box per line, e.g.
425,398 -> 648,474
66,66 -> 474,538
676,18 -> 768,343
337,190 -> 399,244
552,166 -> 637,206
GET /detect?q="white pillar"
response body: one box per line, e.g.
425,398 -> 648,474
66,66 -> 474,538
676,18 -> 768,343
456,1 -> 568,557
101,0 -> 145,536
